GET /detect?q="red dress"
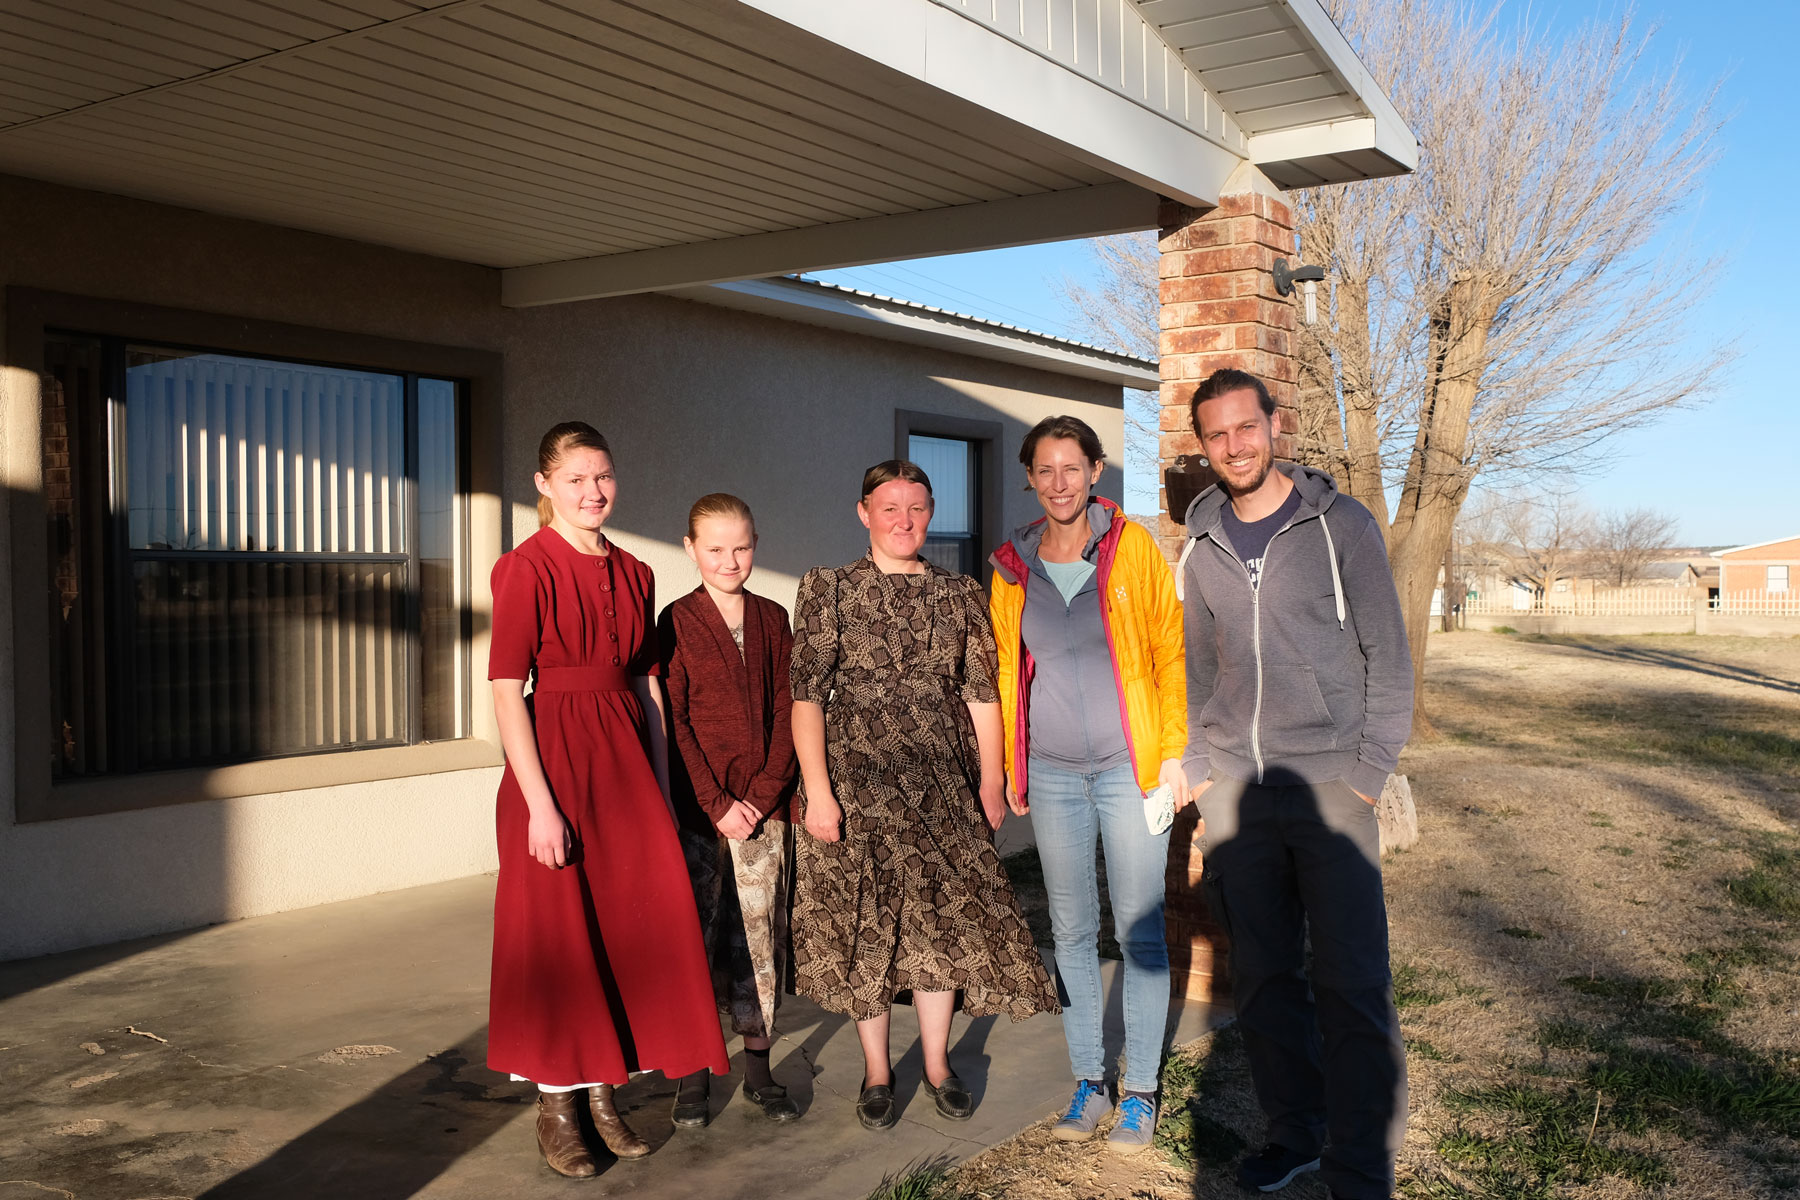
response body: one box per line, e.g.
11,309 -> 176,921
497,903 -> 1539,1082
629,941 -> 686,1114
486,527 -> 729,1086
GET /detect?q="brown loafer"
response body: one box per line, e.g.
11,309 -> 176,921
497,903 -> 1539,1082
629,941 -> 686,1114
535,1091 -> 597,1178
589,1083 -> 651,1159
856,1079 -> 897,1130
923,1073 -> 974,1121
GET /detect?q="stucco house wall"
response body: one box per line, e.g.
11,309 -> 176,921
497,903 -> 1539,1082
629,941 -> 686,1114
0,173 -> 1122,961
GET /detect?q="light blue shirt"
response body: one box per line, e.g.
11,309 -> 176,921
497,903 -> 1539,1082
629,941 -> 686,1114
1041,557 -> 1097,607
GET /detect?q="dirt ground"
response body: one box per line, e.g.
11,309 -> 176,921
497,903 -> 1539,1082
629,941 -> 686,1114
924,632 -> 1800,1200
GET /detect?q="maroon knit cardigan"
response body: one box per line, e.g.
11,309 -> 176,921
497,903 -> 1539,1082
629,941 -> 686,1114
658,588 -> 798,834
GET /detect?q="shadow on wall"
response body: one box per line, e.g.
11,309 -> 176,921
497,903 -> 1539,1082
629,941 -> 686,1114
534,375 -> 1128,617
3,448 -> 496,983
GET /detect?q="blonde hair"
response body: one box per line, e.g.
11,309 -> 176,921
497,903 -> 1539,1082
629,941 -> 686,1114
686,492 -> 756,540
535,421 -> 612,528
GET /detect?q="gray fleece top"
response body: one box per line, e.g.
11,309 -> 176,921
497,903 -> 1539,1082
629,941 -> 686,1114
1178,463 -> 1414,799
1015,501 -> 1132,775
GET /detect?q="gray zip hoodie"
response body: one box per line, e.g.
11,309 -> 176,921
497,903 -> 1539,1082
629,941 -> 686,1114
1178,462 -> 1414,799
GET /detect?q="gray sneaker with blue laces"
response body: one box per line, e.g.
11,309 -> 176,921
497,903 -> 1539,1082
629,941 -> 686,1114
1051,1079 -> 1112,1141
1106,1093 -> 1159,1155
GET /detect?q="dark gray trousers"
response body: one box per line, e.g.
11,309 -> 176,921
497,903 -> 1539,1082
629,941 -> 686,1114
1199,774 -> 1407,1200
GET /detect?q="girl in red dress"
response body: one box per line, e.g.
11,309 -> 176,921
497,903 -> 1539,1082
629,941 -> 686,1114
487,422 -> 728,1177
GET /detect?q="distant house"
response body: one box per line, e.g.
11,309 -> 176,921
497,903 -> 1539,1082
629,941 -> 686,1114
1639,557 -> 1720,593
1714,536 -> 1800,594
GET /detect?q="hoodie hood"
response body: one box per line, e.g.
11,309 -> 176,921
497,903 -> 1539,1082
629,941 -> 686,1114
1183,461 -> 1339,539
1177,462 -> 1348,627
991,497 -> 1119,586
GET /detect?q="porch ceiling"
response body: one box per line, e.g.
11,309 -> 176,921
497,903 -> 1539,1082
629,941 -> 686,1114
0,0 -> 1414,302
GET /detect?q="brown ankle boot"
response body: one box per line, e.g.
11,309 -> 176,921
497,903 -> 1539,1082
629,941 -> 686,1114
588,1083 -> 651,1159
535,1090 -> 597,1178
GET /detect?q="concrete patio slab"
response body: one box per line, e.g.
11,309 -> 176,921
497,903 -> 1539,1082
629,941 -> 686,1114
0,869 -> 1223,1200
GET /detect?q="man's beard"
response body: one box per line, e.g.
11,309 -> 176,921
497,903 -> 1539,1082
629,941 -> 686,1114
1219,447 -> 1273,496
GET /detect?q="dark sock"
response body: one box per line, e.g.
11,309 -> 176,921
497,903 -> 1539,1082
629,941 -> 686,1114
744,1047 -> 774,1091
1121,1089 -> 1156,1104
677,1069 -> 708,1101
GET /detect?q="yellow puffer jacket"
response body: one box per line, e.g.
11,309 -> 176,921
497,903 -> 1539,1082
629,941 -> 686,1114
989,499 -> 1187,798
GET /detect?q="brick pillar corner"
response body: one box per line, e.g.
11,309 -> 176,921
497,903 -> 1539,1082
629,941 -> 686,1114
1155,165 -> 1299,563
1159,163 -> 1298,1007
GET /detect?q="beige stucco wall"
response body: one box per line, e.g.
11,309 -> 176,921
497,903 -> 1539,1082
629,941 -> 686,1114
0,173 -> 1122,961
504,293 -> 1125,612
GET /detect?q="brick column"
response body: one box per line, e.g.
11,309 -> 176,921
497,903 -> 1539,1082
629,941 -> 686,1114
1159,164 -> 1298,1005
1155,164 -> 1299,560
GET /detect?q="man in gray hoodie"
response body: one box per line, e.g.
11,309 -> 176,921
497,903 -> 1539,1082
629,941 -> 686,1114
1178,369 -> 1413,1200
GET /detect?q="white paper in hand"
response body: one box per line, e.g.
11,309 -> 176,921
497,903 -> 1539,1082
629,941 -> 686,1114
1144,782 -> 1174,836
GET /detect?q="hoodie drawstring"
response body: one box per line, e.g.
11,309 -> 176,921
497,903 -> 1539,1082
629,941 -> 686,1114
1320,514 -> 1346,629
1175,535 -> 1197,603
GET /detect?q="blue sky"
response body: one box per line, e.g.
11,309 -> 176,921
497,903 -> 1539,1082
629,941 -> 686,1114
815,1 -> 1795,549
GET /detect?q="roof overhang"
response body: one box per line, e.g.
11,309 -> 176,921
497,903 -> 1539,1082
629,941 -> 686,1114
672,275 -> 1159,390
1713,535 -> 1800,559
0,0 -> 1415,304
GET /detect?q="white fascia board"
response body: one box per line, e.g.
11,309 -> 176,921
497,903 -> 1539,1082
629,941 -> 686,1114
671,277 -> 1159,391
733,0 -> 1243,207
502,181 -> 1158,307
1247,116 -> 1416,176
1251,0 -> 1419,173
1712,534 -> 1800,558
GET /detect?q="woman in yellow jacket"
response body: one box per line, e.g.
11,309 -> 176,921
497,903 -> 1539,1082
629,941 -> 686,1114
989,415 -> 1187,1154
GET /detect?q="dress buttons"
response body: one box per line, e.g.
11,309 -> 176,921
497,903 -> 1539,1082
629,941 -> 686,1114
607,631 -> 618,642
611,655 -> 621,666
605,609 -> 615,618
600,581 -> 611,592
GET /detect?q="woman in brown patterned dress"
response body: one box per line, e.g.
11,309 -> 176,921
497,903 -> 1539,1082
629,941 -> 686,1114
790,460 -> 1056,1131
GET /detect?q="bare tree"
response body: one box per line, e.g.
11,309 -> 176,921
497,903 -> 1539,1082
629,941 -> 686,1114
1496,493 -> 1593,599
1590,507 -> 1681,586
1448,489 -> 1511,606
1300,1 -> 1727,726
1062,3 -> 1728,730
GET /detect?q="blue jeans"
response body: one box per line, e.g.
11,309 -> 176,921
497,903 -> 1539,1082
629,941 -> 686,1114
1028,759 -> 1170,1094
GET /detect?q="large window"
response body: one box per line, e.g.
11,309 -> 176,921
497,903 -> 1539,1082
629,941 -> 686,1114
1771,565 -> 1791,594
43,335 -> 468,777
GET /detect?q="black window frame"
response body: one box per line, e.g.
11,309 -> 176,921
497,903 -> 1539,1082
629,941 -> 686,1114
45,333 -> 473,778
9,288 -> 505,824
894,409 -> 1002,583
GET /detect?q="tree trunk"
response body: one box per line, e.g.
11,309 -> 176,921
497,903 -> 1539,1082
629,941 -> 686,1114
1385,276 -> 1499,737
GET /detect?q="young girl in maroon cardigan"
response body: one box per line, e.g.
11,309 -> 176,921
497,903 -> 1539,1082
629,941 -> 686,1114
659,493 -> 801,1125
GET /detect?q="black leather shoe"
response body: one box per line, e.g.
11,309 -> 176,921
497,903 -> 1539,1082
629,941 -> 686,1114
743,1080 -> 801,1122
856,1079 -> 897,1130
671,1071 -> 710,1127
922,1073 -> 974,1121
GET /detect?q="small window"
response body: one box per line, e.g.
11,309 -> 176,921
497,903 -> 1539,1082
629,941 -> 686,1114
1771,565 -> 1791,593
44,334 -> 469,777
909,434 -> 980,576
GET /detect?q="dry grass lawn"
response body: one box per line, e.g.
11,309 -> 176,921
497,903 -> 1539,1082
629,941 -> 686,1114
879,632 -> 1800,1200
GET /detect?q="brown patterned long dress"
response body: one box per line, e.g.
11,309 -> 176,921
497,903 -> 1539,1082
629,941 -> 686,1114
789,557 -> 1057,1023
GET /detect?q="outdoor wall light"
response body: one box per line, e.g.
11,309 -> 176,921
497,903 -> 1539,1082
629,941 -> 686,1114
1273,258 -> 1326,325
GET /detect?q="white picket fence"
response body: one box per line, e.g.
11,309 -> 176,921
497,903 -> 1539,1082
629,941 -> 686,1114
1713,590 -> 1800,616
1463,589 -> 1800,618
